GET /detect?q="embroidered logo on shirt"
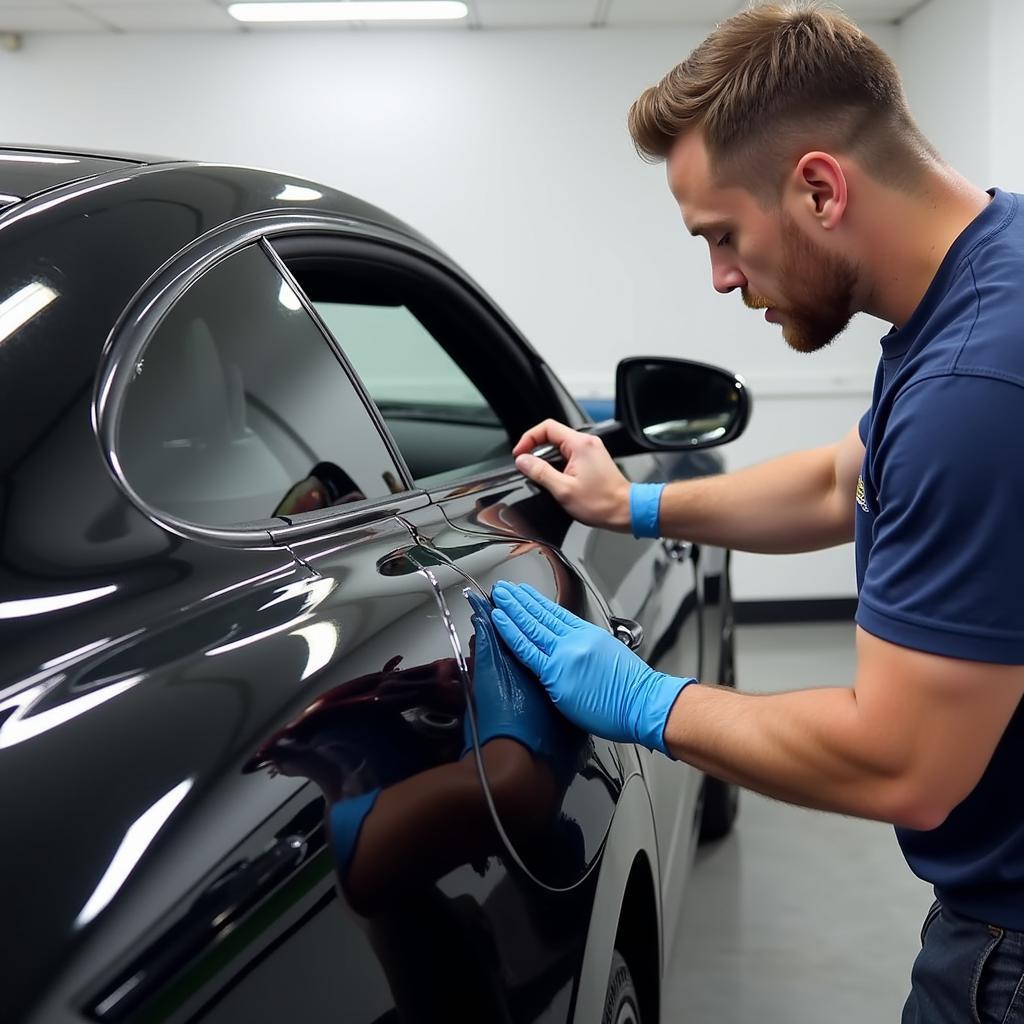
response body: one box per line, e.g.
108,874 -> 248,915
856,476 -> 871,514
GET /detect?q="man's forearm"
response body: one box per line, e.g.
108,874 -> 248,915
658,445 -> 853,553
662,682 -> 938,830
492,583 -> 1009,837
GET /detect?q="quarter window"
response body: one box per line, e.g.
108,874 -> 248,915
116,245 -> 403,528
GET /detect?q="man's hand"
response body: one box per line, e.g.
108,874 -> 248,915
512,419 -> 632,531
490,582 -> 694,754
464,589 -> 583,786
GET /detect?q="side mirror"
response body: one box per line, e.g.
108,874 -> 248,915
613,356 -> 751,452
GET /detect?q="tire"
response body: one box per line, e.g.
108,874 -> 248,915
699,566 -> 739,842
603,950 -> 642,1024
699,774 -> 739,842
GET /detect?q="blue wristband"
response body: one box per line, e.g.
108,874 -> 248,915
630,482 -> 666,539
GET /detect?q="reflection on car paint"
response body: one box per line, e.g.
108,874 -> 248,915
0,672 -> 143,751
237,614 -> 553,1016
192,556 -> 596,1021
87,825 -> 308,1020
0,281 -> 58,344
398,529 -> 624,888
76,779 -> 195,930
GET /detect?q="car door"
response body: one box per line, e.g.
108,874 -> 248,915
43,235 -> 566,1024
273,232 -> 706,903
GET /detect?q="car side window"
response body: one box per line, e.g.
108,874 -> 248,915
313,300 -> 508,485
116,244 -> 404,528
284,255 -> 515,488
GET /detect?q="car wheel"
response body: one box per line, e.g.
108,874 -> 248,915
699,570 -> 739,842
699,773 -> 739,842
603,950 -> 642,1024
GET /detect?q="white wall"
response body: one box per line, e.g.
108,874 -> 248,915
900,0 -> 1024,197
0,21 -> 905,601
899,0 -> 991,187
988,0 -> 1024,190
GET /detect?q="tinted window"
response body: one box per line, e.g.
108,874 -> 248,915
283,255 -> 514,487
313,298 -> 509,485
117,245 -> 403,528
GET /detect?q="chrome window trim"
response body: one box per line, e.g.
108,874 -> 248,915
424,463 -> 526,504
267,490 -> 431,543
94,210 -> 439,549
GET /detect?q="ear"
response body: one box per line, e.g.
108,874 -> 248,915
790,152 -> 848,230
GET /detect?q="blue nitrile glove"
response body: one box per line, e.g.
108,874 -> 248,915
463,590 -> 582,789
328,787 -> 381,880
490,582 -> 694,756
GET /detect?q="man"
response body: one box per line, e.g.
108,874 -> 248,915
488,4 -> 1024,1021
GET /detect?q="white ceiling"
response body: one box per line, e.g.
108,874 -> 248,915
0,0 -> 930,33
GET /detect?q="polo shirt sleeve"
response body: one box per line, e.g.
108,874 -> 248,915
856,373 -> 1024,664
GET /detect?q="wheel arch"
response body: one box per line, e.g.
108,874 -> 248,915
571,770 -> 662,1024
614,851 -> 660,1024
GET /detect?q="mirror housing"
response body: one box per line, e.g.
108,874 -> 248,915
536,358 -> 751,463
597,357 -> 750,455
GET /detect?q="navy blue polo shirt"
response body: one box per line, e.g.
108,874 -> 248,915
855,188 -> 1024,928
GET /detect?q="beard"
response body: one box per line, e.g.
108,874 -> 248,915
743,214 -> 858,354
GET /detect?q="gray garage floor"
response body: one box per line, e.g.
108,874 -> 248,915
664,620 -> 934,1024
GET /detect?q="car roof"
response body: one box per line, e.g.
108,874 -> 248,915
0,144 -> 171,205
0,143 -> 428,245
0,142 -> 176,163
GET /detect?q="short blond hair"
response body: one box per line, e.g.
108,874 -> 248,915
628,2 -> 937,198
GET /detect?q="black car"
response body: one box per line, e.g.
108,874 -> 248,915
0,147 -> 749,1024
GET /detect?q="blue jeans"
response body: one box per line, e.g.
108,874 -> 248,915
903,900 -> 1024,1023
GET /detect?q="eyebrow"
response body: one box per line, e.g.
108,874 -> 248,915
688,221 -> 727,239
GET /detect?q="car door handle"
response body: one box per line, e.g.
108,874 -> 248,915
661,539 -> 694,562
609,616 -> 644,651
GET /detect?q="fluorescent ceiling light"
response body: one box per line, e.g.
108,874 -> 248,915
0,582 -> 113,619
0,281 -> 58,345
0,675 -> 142,751
279,280 -> 302,311
0,154 -> 76,165
276,184 -> 323,201
75,779 -> 193,928
292,622 -> 339,681
228,2 -> 468,23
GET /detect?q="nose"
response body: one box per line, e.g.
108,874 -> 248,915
711,256 -> 747,294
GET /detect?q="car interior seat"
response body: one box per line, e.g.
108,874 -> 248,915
118,317 -> 294,526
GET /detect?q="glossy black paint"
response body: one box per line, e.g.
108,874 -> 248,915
0,150 -> 736,1024
0,147 -> 143,202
